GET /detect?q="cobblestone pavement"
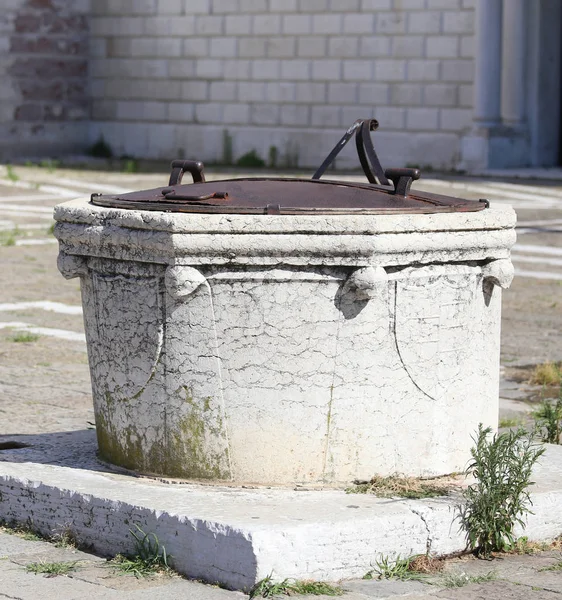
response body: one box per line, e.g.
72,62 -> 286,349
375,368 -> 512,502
0,163 -> 561,598
1,528 -> 562,599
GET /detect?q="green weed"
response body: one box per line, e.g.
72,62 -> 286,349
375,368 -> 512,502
509,536 -> 552,555
498,418 -> 524,429
533,392 -> 562,444
52,527 -> 78,549
110,525 -> 172,578
39,159 -> 60,173
5,165 -> 19,182
249,574 -> 342,598
440,570 -> 496,587
540,556 -> 562,572
10,332 -> 40,343
236,149 -> 265,168
0,520 -> 44,542
363,554 -> 428,581
457,425 -> 544,558
122,159 -> 138,173
0,233 -> 15,246
25,560 -> 79,576
0,226 -> 24,247
88,135 -> 113,159
531,362 -> 562,387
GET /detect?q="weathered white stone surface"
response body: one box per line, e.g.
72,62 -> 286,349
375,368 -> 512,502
54,197 -> 516,485
0,442 -> 561,590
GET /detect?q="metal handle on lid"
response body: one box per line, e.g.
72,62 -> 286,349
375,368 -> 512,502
311,118 -> 390,186
169,160 -> 206,186
385,168 -> 420,197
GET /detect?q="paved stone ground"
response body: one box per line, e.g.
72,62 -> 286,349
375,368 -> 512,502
0,163 -> 561,598
2,528 -> 562,599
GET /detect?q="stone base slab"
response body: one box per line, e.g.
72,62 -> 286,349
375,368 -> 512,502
0,431 -> 561,591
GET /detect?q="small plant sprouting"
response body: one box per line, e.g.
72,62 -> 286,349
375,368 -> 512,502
540,556 -> 562,572
25,560 -> 79,577
531,362 -> 562,387
236,149 -> 266,168
440,570 -> 497,588
498,417 -> 523,429
0,520 -> 44,542
5,164 -> 19,182
533,391 -> 562,444
10,332 -> 40,343
122,158 -> 138,174
52,526 -> 78,549
110,525 -> 172,578
39,159 -> 60,173
457,425 -> 545,558
249,574 -> 343,598
363,554 -> 430,581
88,135 -> 113,159
510,536 -> 552,555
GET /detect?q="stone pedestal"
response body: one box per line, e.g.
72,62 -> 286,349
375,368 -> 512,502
55,198 -> 516,485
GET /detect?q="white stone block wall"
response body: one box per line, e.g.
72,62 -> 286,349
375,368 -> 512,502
90,0 -> 475,170
0,0 -> 475,169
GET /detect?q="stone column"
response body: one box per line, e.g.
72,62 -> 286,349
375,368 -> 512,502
473,0 -> 502,127
500,0 -> 527,125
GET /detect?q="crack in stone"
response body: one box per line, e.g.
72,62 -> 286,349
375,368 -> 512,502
409,505 -> 433,555
391,281 -> 437,403
208,279 -> 234,480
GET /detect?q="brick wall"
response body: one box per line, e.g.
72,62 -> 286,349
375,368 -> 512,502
0,0 -> 90,160
89,0 -> 475,170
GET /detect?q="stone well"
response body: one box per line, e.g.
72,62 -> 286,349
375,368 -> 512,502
54,197 -> 515,485
53,121 -> 516,486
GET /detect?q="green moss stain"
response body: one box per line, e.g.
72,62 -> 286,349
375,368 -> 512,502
95,387 -> 230,480
168,386 -> 229,479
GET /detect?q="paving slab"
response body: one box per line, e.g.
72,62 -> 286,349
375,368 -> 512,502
0,437 -> 561,592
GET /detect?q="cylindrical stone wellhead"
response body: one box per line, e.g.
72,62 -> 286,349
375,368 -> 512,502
54,200 -> 515,485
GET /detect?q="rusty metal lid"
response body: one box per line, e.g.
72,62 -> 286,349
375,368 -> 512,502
91,120 -> 488,216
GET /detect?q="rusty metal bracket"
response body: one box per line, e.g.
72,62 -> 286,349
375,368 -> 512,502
385,168 -> 421,197
312,118 -> 390,186
168,160 -> 206,186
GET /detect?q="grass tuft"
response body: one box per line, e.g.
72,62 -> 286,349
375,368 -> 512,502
440,570 -> 496,588
25,560 -> 79,577
498,418 -> 524,429
531,362 -> 562,386
363,554 -> 440,581
533,393 -> 562,444
0,521 -> 44,542
10,332 -> 40,343
52,527 -> 78,549
249,574 -> 342,598
540,555 -> 562,572
5,165 -> 19,182
109,525 -> 172,578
